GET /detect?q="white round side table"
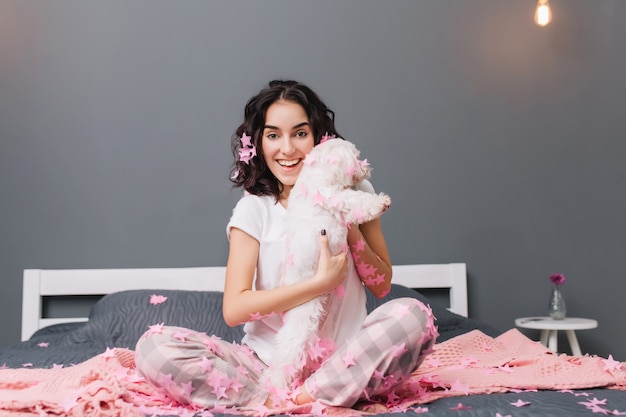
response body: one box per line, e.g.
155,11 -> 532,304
515,317 -> 598,356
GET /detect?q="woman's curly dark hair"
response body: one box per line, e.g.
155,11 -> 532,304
229,80 -> 342,200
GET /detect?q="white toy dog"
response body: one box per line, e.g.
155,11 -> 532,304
265,138 -> 391,388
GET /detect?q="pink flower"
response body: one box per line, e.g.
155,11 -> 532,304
549,273 -> 566,286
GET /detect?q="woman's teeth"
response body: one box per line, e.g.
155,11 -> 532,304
278,160 -> 299,167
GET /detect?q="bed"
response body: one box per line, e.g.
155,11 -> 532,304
1,263 -> 625,417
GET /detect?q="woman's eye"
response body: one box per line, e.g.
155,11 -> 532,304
296,131 -> 308,137
267,133 -> 277,139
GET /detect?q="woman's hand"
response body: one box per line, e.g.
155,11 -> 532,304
224,228 -> 349,326
311,230 -> 349,293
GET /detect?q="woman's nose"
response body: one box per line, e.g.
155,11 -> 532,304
280,137 -> 295,154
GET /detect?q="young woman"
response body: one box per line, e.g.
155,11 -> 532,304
135,80 -> 436,411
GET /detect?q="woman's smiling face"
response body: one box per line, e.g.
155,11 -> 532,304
261,100 -> 315,198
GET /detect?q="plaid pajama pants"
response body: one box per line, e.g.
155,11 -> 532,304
135,297 -> 435,408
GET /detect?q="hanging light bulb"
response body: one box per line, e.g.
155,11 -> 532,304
535,0 -> 552,26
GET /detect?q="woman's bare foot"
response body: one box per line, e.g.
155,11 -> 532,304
354,401 -> 389,413
294,384 -> 315,405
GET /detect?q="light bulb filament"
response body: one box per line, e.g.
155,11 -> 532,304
535,0 -> 552,26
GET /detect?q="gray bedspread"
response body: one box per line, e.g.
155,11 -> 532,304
1,284 -> 624,416
0,284 -> 498,368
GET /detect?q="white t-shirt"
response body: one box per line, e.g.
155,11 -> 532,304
226,181 -> 374,365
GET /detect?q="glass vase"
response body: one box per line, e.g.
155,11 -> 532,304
548,285 -> 566,320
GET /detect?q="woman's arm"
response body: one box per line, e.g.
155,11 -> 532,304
347,218 -> 393,298
223,227 -> 349,327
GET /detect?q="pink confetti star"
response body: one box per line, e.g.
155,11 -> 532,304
320,132 -> 335,143
329,195 -> 343,208
449,379 -> 471,395
238,343 -> 256,358
356,261 -> 377,278
387,390 -> 400,405
227,377 -> 244,394
312,190 -> 325,206
351,208 -> 366,223
342,351 -> 356,367
578,397 -> 608,407
238,146 -> 257,164
249,311 -> 264,321
413,406 -> 429,413
208,370 -> 227,390
392,342 -> 407,358
37,342 -> 49,348
307,339 -> 327,361
364,276 -> 377,286
411,297 -> 429,309
373,369 -> 385,380
199,356 -> 213,373
173,329 -> 192,341
101,347 -> 116,359
204,335 -> 223,355
581,404 -> 607,414
150,294 -> 168,305
511,399 -> 531,407
450,403 -> 471,410
372,274 -> 386,285
240,132 -> 253,148
351,238 -> 366,253
179,380 -> 196,400
603,354 -> 622,373
147,322 -> 165,335
213,385 -> 228,400
394,304 -> 412,318
156,372 -> 175,390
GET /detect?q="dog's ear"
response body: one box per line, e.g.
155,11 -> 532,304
343,142 -> 370,182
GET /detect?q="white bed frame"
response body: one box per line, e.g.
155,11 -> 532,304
21,263 -> 468,341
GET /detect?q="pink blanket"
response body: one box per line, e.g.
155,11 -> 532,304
0,329 -> 624,416
395,329 -> 626,408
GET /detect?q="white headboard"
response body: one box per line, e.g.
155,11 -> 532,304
21,263 -> 467,341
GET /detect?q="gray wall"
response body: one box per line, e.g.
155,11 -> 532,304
1,1 -> 625,359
